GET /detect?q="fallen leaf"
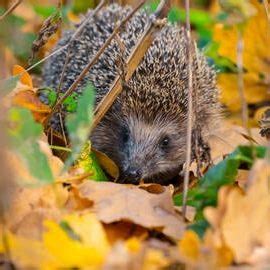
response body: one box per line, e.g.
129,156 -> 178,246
12,65 -> 33,89
1,213 -> 110,269
12,90 -> 51,123
209,121 -> 266,162
142,248 -> 169,270
104,222 -> 148,244
93,147 -> 119,180
204,159 -> 270,264
73,181 -> 186,240
178,230 -> 233,268
178,230 -> 200,261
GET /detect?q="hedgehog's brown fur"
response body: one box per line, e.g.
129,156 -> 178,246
42,4 -> 220,184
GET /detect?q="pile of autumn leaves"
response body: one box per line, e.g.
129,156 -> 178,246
1,68 -> 269,269
0,0 -> 270,269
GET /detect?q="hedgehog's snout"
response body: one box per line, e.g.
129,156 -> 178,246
118,165 -> 142,184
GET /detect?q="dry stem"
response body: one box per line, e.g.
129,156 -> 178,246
45,0 -> 146,128
182,0 -> 193,219
0,0 -> 22,20
56,0 -> 106,98
236,29 -> 250,134
92,0 -> 169,130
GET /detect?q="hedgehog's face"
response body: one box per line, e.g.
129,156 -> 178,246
113,115 -> 186,185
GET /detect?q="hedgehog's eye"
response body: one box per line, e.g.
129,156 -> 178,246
121,127 -> 129,143
159,136 -> 170,150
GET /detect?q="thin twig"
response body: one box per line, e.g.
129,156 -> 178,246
182,0 -> 193,219
92,0 -> 169,130
26,45 -> 68,73
236,28 -> 249,133
45,0 -> 146,128
56,0 -> 106,99
58,112 -> 68,146
0,0 -> 22,21
24,2 -> 106,74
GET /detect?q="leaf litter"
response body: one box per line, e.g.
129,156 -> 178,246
1,0 -> 270,268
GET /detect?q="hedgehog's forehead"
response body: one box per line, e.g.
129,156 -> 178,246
121,85 -> 186,123
126,115 -> 179,140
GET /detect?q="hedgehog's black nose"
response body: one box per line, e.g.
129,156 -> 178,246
120,167 -> 142,184
128,167 -> 142,179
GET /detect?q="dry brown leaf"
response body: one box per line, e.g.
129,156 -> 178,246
4,183 -> 67,239
104,222 -> 148,244
209,121 -> 266,163
72,181 -> 186,240
92,147 -> 119,180
204,159 -> 270,264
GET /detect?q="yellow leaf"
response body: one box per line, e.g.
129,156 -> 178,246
125,237 -> 141,253
142,249 -> 169,270
178,230 -> 200,261
1,231 -> 51,269
43,214 -> 110,268
213,0 -> 270,113
12,65 -> 33,89
63,213 -> 110,254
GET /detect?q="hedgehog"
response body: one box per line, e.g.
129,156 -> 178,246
41,4 -> 220,185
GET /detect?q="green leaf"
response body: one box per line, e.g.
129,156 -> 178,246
89,151 -> 108,181
75,141 -> 108,182
168,8 -> 213,26
47,90 -> 57,106
65,84 -> 95,167
38,87 -> 57,107
8,107 -> 54,184
204,41 -> 238,72
71,0 -> 96,14
174,145 -> 267,236
0,76 -> 19,98
63,92 -> 78,112
33,5 -> 57,18
0,8 -> 26,27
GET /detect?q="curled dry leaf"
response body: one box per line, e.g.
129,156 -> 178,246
70,181 -> 186,240
204,159 -> 270,264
